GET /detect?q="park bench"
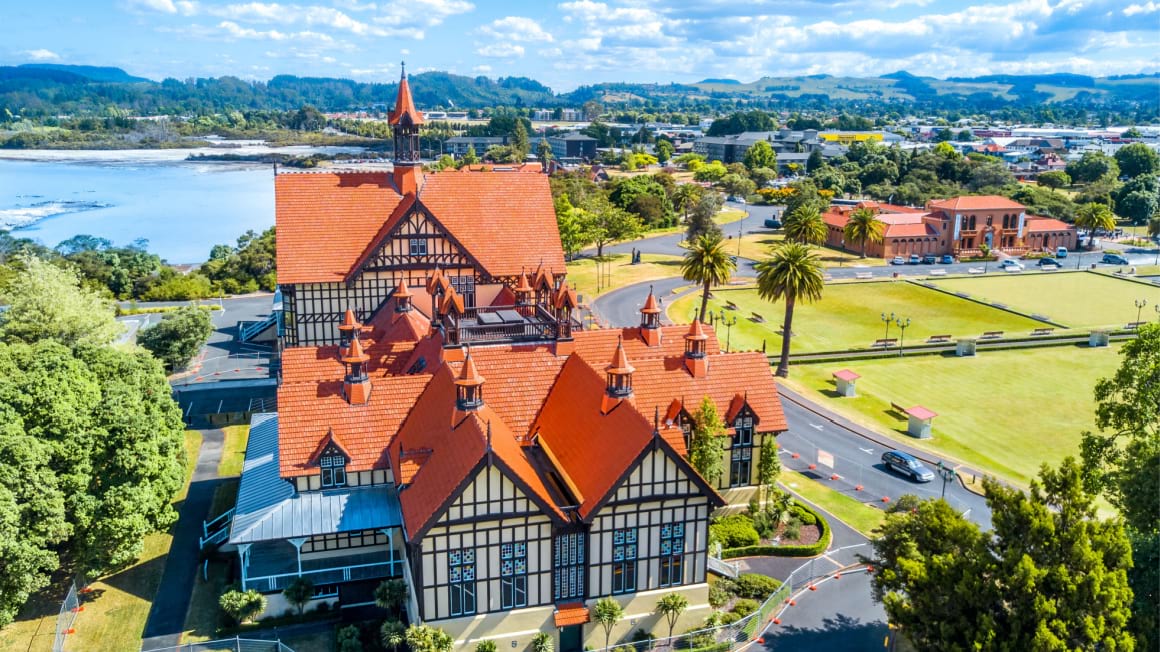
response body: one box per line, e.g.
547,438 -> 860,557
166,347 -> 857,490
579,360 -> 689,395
872,338 -> 898,348
927,334 -> 952,343
823,274 -> 834,282
968,267 -> 985,274
929,269 -> 947,276
724,300 -> 738,311
750,312 -> 765,323
889,402 -> 907,414
855,272 -> 873,280
777,328 -> 796,337
1126,321 -> 1146,330
1031,328 -> 1055,336
981,330 -> 1004,339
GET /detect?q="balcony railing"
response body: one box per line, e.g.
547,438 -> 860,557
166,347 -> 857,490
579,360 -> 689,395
244,559 -> 403,593
443,303 -> 571,346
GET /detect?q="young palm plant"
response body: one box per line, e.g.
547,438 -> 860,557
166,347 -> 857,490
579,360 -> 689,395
681,232 -> 736,323
755,242 -> 825,377
782,204 -> 828,245
843,207 -> 885,258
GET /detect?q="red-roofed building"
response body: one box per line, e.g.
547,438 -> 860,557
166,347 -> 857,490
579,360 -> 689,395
229,68 -> 787,649
821,196 -> 1075,259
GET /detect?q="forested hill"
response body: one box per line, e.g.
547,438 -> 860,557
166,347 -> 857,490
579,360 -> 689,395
1,64 -> 1157,119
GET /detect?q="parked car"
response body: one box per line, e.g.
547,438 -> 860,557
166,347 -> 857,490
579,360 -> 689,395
890,256 -> 906,265
922,254 -> 937,264
763,218 -> 782,229
1055,247 -> 1068,258
999,259 -> 1024,271
907,254 -> 921,265
881,450 -> 935,483
1102,253 -> 1130,265
940,254 -> 955,265
1037,257 -> 1060,267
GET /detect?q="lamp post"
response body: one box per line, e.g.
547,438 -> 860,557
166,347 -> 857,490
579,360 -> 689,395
718,309 -> 738,353
935,461 -> 957,499
895,316 -> 911,357
880,311 -> 895,343
1136,299 -> 1148,327
1155,304 -> 1160,323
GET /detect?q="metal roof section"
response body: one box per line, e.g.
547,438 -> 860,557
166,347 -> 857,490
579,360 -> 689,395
230,412 -> 403,544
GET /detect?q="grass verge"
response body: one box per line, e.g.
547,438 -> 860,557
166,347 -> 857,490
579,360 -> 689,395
218,424 -> 251,477
780,472 -> 886,538
565,253 -> 684,301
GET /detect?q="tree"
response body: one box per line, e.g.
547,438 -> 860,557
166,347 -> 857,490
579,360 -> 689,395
867,459 -> 1135,651
219,588 -> 267,625
461,145 -> 479,166
282,577 -> 314,615
593,597 -> 625,650
843,207 -> 884,258
655,139 -> 673,164
136,305 -> 214,371
743,140 -> 776,171
680,232 -> 735,324
554,194 -> 591,259
656,593 -> 688,639
374,578 -> 408,617
1075,202 -> 1117,243
381,620 -> 406,652
684,191 -> 724,242
582,202 -> 643,258
1149,213 -> 1160,239
537,138 -> 553,167
1066,151 -> 1120,184
755,243 -> 824,377
806,149 -> 824,173
719,174 -> 756,199
672,183 -> 703,226
692,160 -> 727,182
782,204 -> 827,245
510,119 -> 530,162
756,437 -> 780,506
1117,190 -> 1158,226
689,396 -> 727,484
1114,142 -> 1160,179
405,624 -> 454,652
0,254 -> 120,348
531,632 -> 553,652
337,625 -> 364,652
1037,170 -> 1071,192
1080,324 -> 1159,649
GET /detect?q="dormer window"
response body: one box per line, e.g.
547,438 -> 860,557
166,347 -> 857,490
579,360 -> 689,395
409,238 -> 428,256
321,454 -> 347,488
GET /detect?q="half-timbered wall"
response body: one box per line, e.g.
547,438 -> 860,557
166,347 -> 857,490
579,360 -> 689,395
293,468 -> 391,493
417,465 -> 554,621
588,447 -> 712,598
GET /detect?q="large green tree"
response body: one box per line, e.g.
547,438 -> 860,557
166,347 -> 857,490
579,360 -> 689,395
869,458 -> 1135,651
843,207 -> 884,258
0,254 -> 121,347
688,396 -> 727,485
743,140 -> 776,171
1075,202 -> 1117,241
755,242 -> 824,377
1114,142 -> 1160,179
680,232 -> 735,324
580,201 -> 642,258
782,204 -> 827,245
137,305 -> 214,371
684,191 -> 724,242
1066,151 -> 1120,184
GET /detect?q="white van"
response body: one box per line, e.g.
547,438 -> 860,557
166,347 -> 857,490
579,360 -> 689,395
1056,246 -> 1068,258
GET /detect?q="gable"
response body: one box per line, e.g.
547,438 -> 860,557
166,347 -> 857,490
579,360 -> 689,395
357,203 -> 476,275
610,447 -> 707,505
435,463 -> 540,525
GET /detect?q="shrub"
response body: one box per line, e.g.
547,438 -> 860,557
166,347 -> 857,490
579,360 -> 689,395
532,632 -> 554,652
709,514 -> 760,548
790,505 -> 816,526
337,624 -> 363,652
717,611 -> 742,625
783,519 -> 802,541
631,629 -> 655,650
137,305 -> 214,371
708,583 -> 732,608
684,627 -> 716,648
219,589 -> 267,625
734,574 -> 780,599
475,641 -> 497,652
730,598 -> 759,616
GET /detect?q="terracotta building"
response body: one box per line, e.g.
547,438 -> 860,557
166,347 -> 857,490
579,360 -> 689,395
220,68 -> 787,651
822,196 -> 1077,259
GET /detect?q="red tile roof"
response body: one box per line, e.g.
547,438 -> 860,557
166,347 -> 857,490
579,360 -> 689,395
928,196 -> 1026,211
1024,216 -> 1073,231
388,72 -> 424,126
904,405 -> 938,421
883,222 -> 938,238
833,369 -> 860,382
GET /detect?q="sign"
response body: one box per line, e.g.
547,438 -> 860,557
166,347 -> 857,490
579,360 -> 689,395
817,449 -> 834,469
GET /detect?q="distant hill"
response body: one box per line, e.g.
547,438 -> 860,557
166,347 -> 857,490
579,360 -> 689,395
698,78 -> 740,85
20,64 -> 151,83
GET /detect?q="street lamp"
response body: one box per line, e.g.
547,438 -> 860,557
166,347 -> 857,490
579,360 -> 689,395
895,316 -> 911,357
935,461 -> 957,499
880,311 -> 896,343
1136,299 -> 1148,327
718,309 -> 738,353
1155,304 -> 1160,323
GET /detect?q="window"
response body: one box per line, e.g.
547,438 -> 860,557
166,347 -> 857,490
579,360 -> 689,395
659,523 -> 686,587
500,542 -> 528,609
301,530 -> 388,553
450,275 -> 476,308
448,548 -> 476,616
554,532 -> 586,601
409,238 -> 427,256
321,455 -> 346,488
611,528 -> 637,594
312,583 -> 339,598
730,417 -> 754,488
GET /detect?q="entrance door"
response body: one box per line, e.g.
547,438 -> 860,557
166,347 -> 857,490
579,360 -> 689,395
560,625 -> 582,652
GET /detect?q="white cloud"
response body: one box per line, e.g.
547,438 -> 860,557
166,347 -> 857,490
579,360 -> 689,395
1123,1 -> 1158,15
218,20 -> 333,41
476,42 -> 525,58
23,49 -> 61,61
478,16 -> 554,42
128,0 -> 178,13
472,64 -> 492,73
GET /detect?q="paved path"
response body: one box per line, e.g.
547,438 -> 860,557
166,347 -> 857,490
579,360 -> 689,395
140,429 -> 225,650
760,571 -> 888,652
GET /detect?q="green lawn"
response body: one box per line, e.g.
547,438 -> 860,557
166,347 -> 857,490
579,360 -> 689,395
668,281 -> 1044,354
565,253 -> 685,301
931,272 -> 1160,329
783,345 -> 1124,485
734,231 -> 887,267
218,424 -> 251,477
781,472 -> 886,537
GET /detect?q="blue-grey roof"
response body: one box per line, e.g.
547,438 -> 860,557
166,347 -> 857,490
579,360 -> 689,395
229,413 -> 403,544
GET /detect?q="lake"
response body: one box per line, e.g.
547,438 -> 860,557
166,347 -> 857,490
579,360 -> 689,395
0,146 -> 364,263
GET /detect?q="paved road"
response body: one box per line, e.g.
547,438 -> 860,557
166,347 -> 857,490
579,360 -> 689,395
761,570 -> 888,652
581,201 -> 780,261
140,429 -> 225,650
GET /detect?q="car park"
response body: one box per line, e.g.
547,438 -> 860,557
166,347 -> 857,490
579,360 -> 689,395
999,259 -> 1024,271
907,254 -> 921,265
890,256 -> 905,265
881,450 -> 935,482
922,254 -> 937,264
940,254 -> 955,264
1102,253 -> 1130,265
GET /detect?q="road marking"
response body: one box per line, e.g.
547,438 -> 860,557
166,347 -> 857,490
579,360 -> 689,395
809,423 -> 824,430
859,447 -> 874,455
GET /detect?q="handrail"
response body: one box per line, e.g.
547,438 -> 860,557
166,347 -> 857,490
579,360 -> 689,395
203,507 -> 235,537
244,559 -> 403,591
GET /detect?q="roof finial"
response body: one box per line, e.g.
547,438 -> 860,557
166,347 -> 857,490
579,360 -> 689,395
486,420 -> 493,453
401,60 -> 406,78
653,406 -> 660,438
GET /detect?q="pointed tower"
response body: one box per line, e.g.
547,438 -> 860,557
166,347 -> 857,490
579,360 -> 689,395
338,308 -> 359,347
639,285 -> 662,347
389,62 -> 424,195
605,337 -> 635,398
455,348 -> 485,411
393,278 -> 413,313
341,334 -> 372,404
684,320 -> 709,378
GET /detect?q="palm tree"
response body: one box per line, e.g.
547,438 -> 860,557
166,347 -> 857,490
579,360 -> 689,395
755,242 -> 825,378
782,204 -> 827,245
673,183 -> 704,224
843,207 -> 885,258
681,232 -> 736,323
1075,202 -> 1116,249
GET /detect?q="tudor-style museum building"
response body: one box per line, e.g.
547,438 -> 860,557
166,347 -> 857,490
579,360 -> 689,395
222,69 -> 787,650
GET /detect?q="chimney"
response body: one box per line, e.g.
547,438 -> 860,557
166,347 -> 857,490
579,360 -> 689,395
393,278 -> 413,313
605,337 -> 635,398
639,285 -> 662,347
454,348 -> 485,411
683,320 -> 709,378
341,333 -> 372,405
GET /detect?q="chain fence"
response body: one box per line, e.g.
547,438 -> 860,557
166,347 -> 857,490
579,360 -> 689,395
142,637 -> 297,652
51,579 -> 80,652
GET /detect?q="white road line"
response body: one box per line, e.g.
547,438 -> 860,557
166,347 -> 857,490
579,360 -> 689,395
859,447 -> 874,455
809,423 -> 824,430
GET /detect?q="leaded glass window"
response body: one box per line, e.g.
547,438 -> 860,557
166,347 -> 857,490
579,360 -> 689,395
449,548 -> 476,616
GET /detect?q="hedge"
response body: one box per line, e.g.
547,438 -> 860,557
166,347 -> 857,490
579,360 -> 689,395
687,643 -> 732,652
721,501 -> 831,559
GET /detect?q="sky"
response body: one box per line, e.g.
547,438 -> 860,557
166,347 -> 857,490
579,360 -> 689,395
3,0 -> 1159,92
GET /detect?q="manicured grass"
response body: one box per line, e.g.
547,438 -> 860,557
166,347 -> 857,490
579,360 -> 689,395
218,424 -> 251,477
733,231 -> 887,267
65,430 -> 202,652
667,281 -> 1043,354
781,472 -> 886,538
565,253 -> 684,301
782,345 -> 1124,486
931,271 -> 1160,329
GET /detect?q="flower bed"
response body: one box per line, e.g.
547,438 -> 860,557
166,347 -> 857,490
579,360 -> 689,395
720,502 -> 831,558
